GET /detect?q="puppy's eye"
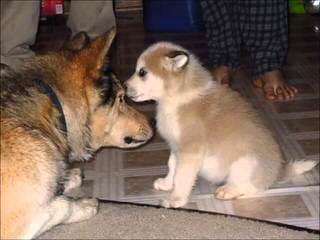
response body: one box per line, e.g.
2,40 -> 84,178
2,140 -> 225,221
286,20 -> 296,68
138,68 -> 147,78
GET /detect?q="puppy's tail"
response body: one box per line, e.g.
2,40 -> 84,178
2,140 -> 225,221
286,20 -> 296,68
280,160 -> 318,182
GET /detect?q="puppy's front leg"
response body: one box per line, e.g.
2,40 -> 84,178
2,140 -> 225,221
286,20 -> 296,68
154,151 -> 176,191
162,152 -> 201,208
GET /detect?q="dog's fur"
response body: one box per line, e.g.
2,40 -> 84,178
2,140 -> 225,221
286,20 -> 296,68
1,28 -> 153,239
126,42 -> 318,208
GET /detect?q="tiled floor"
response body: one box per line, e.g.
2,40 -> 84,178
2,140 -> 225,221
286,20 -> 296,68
34,11 -> 319,230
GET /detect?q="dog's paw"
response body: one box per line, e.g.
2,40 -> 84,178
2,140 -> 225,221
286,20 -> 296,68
66,198 -> 99,224
78,198 -> 99,219
64,168 -> 83,193
215,185 -> 242,200
161,196 -> 188,208
153,177 -> 173,191
79,198 -> 99,208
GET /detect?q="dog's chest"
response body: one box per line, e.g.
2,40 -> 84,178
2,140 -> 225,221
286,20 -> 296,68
156,104 -> 180,147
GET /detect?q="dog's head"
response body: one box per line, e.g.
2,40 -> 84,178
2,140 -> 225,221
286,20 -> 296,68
89,72 -> 154,149
61,28 -> 153,150
126,42 -> 190,102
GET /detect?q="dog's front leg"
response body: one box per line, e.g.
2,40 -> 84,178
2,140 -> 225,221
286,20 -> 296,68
56,168 -> 83,195
35,196 -> 98,238
161,152 -> 201,208
63,168 -> 83,194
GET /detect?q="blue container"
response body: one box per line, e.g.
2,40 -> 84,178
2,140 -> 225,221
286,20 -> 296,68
143,0 -> 204,32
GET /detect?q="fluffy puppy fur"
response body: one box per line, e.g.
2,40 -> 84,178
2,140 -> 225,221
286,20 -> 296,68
126,42 -> 318,208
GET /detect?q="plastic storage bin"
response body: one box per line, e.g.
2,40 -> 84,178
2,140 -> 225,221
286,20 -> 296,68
41,0 -> 64,16
143,0 -> 204,32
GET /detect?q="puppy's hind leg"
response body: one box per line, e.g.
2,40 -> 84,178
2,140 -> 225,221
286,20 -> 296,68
35,196 -> 98,238
215,155 -> 259,200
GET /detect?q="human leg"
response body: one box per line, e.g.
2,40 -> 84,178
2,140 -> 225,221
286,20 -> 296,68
67,0 -> 116,39
0,0 -> 40,69
240,0 -> 297,100
200,0 -> 241,85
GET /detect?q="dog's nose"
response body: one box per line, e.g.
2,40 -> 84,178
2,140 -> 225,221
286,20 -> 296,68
124,136 -> 133,144
148,117 -> 157,128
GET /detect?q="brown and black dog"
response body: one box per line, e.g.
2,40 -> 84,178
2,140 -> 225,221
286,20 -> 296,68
1,28 -> 153,239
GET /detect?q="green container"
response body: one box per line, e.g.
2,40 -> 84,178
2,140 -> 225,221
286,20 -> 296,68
289,0 -> 305,14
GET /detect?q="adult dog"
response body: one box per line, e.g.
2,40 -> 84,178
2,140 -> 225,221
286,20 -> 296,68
1,28 -> 153,239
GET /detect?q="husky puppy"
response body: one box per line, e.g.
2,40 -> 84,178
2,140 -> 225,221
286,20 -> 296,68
126,42 -> 318,208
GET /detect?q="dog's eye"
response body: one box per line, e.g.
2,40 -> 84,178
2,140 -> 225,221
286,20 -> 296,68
95,76 -> 116,106
138,68 -> 147,78
119,94 -> 124,103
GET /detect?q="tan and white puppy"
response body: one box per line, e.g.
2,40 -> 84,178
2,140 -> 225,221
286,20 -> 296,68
126,42 -> 318,208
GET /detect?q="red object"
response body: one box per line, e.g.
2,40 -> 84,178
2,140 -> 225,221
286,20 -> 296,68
41,0 -> 64,16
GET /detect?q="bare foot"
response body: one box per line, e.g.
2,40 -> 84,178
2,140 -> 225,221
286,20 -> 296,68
253,70 -> 298,101
211,66 -> 233,87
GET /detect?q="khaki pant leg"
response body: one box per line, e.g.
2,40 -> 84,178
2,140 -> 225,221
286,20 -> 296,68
0,0 -> 40,69
67,0 -> 116,39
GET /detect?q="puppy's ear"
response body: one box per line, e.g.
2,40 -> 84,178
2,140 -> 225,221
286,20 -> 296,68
164,50 -> 189,72
78,27 -> 116,80
63,31 -> 89,51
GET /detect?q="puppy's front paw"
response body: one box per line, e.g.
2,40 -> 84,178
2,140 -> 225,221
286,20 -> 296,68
161,196 -> 188,208
153,177 -> 173,191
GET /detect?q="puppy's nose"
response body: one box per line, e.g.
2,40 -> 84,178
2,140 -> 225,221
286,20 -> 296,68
148,117 -> 157,128
126,86 -> 137,97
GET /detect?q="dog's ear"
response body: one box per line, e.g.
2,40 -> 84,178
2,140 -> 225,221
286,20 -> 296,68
63,32 -> 89,51
164,50 -> 189,72
0,63 -> 16,77
79,27 -> 116,80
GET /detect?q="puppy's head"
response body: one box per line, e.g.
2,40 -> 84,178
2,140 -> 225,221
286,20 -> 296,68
126,42 -> 190,102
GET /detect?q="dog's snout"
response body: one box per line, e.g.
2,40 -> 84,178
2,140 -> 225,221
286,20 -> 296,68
124,136 -> 133,144
148,117 -> 157,128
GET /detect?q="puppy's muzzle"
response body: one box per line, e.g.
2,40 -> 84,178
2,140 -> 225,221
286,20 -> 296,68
148,117 -> 157,129
126,85 -> 137,97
